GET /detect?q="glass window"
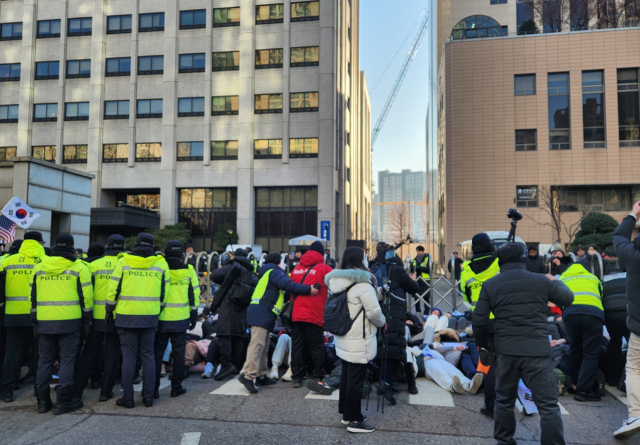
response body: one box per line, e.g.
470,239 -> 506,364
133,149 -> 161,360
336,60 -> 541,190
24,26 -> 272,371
256,4 -> 284,23
103,143 -> 128,162
582,70 -> 605,148
254,139 -> 283,158
0,105 -> 18,123
290,92 -> 319,112
37,20 -> 61,38
34,103 -> 58,122
452,15 -> 502,39
66,60 -> 91,78
213,7 -> 240,26
255,49 -> 283,69
515,129 -> 537,151
291,46 -> 319,66
213,52 -> 239,71
139,13 -> 165,32
35,61 -> 59,80
491,0 -> 507,3
0,63 -> 20,81
62,145 -> 87,164
179,54 -> 205,72
138,56 -> 163,75
68,18 -> 92,36
291,2 -> 319,21
106,57 -> 131,76
180,10 -> 206,29
135,143 -> 161,162
107,15 -> 132,34
178,97 -> 205,117
137,99 -> 163,118
618,68 -> 640,147
211,96 -> 239,115
64,102 -> 89,120
548,73 -> 571,150
211,140 -> 238,159
516,185 -> 538,208
32,146 -> 56,162
178,188 -> 237,249
558,186 -> 631,212
0,147 -> 17,161
514,74 -> 535,95
290,138 -> 318,157
177,141 -> 204,161
517,1 -> 534,34
254,94 -> 283,113
104,100 -> 129,119
1,23 -> 22,40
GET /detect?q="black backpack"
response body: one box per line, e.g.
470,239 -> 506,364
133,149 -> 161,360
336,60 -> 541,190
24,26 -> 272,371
229,266 -> 258,308
324,282 -> 361,336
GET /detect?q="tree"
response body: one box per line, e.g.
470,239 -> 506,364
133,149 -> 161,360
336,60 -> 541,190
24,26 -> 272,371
213,223 -> 239,250
125,223 -> 192,251
572,212 -> 619,255
518,19 -> 539,34
388,202 -> 410,259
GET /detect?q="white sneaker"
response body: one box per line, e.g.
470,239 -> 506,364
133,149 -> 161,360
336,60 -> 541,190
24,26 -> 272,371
614,416 -> 640,439
202,363 -> 214,379
469,373 -> 483,395
282,368 -> 293,382
451,375 -> 465,395
269,365 -> 279,380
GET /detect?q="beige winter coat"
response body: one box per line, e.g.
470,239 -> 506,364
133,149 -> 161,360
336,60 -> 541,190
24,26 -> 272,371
325,269 -> 386,364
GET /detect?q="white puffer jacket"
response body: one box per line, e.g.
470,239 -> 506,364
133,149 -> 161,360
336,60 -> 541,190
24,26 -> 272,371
325,269 -> 386,364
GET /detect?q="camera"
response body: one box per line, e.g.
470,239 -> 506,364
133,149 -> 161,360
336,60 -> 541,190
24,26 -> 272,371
507,209 -> 523,221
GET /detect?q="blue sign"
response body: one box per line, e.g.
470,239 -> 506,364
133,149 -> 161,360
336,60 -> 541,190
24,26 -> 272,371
320,221 -> 330,241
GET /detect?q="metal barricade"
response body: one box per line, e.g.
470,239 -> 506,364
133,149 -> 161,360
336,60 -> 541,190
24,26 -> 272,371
589,251 -> 604,281
426,253 -> 467,314
408,254 -> 432,314
195,251 -> 220,307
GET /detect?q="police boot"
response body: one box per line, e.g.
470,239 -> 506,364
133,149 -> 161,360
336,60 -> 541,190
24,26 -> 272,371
54,386 -> 84,415
36,387 -> 52,413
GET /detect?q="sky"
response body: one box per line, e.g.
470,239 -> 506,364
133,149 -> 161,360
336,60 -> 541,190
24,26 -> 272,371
360,0 -> 433,193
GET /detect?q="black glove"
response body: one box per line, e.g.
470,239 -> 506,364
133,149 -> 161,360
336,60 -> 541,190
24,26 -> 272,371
189,310 -> 197,331
105,311 -> 115,330
479,347 -> 496,368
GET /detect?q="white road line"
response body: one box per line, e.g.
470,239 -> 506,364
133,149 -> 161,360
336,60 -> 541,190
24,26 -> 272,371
305,390 -> 340,400
558,402 -> 569,415
607,386 -> 628,406
129,375 -> 171,393
180,432 -> 201,445
515,400 -> 524,412
409,379 -> 454,407
210,378 -> 251,396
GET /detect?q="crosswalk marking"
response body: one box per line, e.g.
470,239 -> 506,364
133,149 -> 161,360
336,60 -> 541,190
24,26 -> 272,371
305,390 -> 340,400
559,403 -> 569,415
210,378 -> 251,396
607,386 -> 628,406
180,432 -> 201,445
409,379 -> 455,407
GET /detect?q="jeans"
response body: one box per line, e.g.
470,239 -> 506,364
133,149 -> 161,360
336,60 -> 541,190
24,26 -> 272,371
460,341 -> 479,379
218,335 -> 245,371
564,314 -> 604,394
338,359 -> 368,422
494,354 -> 565,445
242,326 -> 270,380
271,333 -> 292,368
36,332 -> 80,391
154,331 -> 186,391
73,328 -> 105,397
118,328 -> 156,402
101,332 -> 121,396
605,311 -> 629,386
291,322 -> 325,381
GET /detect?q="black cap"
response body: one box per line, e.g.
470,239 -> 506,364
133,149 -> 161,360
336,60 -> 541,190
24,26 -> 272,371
265,253 -> 282,265
135,232 -> 154,246
55,234 -> 75,247
234,248 -> 248,257
165,240 -> 184,258
9,239 -> 22,254
87,243 -> 105,258
24,231 -> 43,243
309,240 -> 324,255
527,244 -> 538,252
472,233 -> 493,254
106,234 -> 125,248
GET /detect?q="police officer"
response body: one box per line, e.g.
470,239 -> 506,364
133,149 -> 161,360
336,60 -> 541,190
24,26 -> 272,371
411,246 -> 430,315
0,232 -> 45,403
0,239 -> 22,380
106,232 -> 169,408
153,240 -> 198,399
247,247 -> 258,274
459,233 -> 500,419
559,256 -> 604,401
73,235 -> 126,403
32,234 -> 93,414
603,265 -> 629,389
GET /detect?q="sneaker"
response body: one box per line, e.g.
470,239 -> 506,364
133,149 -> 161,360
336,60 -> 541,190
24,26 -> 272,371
469,373 -> 483,395
238,375 -> 258,394
98,392 -> 113,402
574,391 -> 601,402
307,380 -> 332,395
269,365 -> 280,380
342,416 -> 367,425
347,421 -> 376,433
408,384 -> 419,395
282,368 -> 293,382
480,405 -> 494,419
451,375 -> 465,395
614,416 -> 640,439
115,398 -> 135,409
1,389 -> 14,403
255,376 -> 277,386
376,382 -> 397,405
292,379 -> 304,388
214,364 -> 237,381
170,386 -> 187,397
142,397 -> 153,408
202,363 -> 214,379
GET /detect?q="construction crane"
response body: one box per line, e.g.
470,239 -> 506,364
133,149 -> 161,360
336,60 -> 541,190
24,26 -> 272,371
371,10 -> 429,147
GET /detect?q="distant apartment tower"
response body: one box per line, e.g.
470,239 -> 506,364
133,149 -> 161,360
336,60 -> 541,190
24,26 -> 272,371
0,0 -> 371,256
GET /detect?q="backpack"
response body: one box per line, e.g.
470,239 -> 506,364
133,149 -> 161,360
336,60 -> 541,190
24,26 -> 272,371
324,282 -> 361,336
370,262 -> 388,286
229,265 -> 258,308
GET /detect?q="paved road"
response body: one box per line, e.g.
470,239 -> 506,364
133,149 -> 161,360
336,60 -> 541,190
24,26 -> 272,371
0,371 -> 635,445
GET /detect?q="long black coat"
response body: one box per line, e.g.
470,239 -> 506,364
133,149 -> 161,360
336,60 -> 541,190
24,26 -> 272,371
209,256 -> 254,337
613,216 -> 640,335
522,254 -> 545,274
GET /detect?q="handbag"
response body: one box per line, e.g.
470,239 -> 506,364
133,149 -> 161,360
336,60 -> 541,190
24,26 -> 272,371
280,264 -> 317,329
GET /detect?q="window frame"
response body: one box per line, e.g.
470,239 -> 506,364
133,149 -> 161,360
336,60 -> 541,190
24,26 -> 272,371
0,146 -> 17,161
254,139 -> 283,159
254,94 -> 283,114
137,55 -> 164,75
102,143 -> 129,163
66,60 -> 91,79
32,145 -> 56,163
290,1 -> 320,22
256,4 -> 285,24
0,63 -> 20,81
135,142 -> 162,162
290,46 -> 319,67
515,129 -> 537,151
179,53 -> 206,73
35,61 -> 59,80
105,57 -> 131,77
514,74 -> 536,96
36,19 -> 61,38
516,185 -> 539,208
0,22 -> 22,41
33,103 -> 58,122
0,105 -> 19,123
548,72 -> 571,150
255,48 -> 283,69
64,102 -> 90,121
104,100 -> 130,120
139,13 -> 165,32
211,140 -> 239,160
213,7 -> 240,27
177,141 -> 205,161
582,70 -> 606,149
213,51 -> 240,71
136,99 -> 163,118
290,92 -> 319,112
62,145 -> 88,164
490,0 -> 508,4
211,96 -> 239,116
180,9 -> 207,29
178,97 -> 205,117
68,17 -> 92,36
617,68 -> 640,147
289,137 -> 318,158
106,15 -> 132,34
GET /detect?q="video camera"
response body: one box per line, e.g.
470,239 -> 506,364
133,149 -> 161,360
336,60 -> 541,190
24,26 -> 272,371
506,209 -> 522,243
507,209 -> 523,221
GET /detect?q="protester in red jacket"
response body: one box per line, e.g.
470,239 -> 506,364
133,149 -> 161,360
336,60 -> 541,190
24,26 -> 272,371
290,241 -> 334,394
